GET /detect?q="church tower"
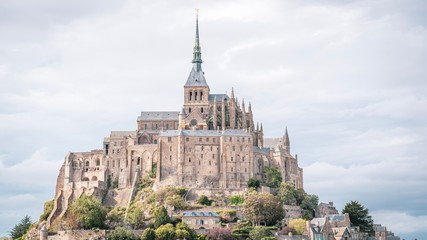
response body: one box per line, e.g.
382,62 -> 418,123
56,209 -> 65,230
182,12 -> 210,129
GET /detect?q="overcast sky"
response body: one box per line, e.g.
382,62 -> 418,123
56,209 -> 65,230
1,0 -> 426,238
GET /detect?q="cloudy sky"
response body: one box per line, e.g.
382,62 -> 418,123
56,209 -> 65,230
1,0 -> 426,238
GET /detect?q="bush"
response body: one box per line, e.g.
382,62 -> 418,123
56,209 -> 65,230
108,227 -> 136,240
69,195 -> 107,229
126,207 -> 145,229
197,195 -> 213,206
141,228 -> 155,240
39,200 -> 54,221
247,178 -> 260,189
288,218 -> 306,235
249,226 -> 273,240
207,227 -> 233,240
229,195 -> 245,205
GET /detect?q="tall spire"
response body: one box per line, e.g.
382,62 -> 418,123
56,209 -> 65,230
192,10 -> 203,65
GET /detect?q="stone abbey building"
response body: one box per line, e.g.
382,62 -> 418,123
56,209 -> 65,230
47,15 -> 303,227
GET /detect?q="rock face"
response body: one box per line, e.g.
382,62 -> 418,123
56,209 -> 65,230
46,15 -> 304,228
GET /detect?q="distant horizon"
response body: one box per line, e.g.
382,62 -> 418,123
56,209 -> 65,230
1,0 -> 426,239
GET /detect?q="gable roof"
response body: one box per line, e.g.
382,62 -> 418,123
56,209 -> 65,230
137,111 -> 179,121
182,211 -> 219,217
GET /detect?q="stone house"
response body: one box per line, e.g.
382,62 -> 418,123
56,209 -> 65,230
182,211 -> 220,230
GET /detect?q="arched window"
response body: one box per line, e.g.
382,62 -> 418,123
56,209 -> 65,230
189,92 -> 192,101
85,161 -> 89,167
201,107 -> 204,113
96,159 -> 100,166
195,91 -> 198,101
91,176 -> 98,181
200,91 -> 203,100
137,157 -> 140,165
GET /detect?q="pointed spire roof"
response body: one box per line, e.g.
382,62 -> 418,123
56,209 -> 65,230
231,87 -> 235,98
284,127 -> 290,146
185,12 -> 208,87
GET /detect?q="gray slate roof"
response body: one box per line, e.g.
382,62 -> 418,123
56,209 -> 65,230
209,93 -> 230,101
137,111 -> 179,121
110,131 -> 137,138
182,211 -> 219,217
185,64 -> 208,87
159,129 -> 251,137
326,214 -> 345,222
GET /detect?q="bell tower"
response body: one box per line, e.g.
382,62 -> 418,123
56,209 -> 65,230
182,11 -> 210,129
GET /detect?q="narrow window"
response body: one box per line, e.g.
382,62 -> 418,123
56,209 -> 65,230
189,108 -> 192,113
169,155 -> 172,161
231,157 -> 234,161
201,107 -> 204,113
213,138 -> 216,143
189,158 -> 191,163
166,123 -> 169,130
209,160 -> 211,166
206,137 -> 209,142
168,137 -> 172,142
189,92 -> 192,101
170,146 -> 172,151
231,167 -> 234,172
186,137 -> 189,142
200,91 -> 203,100
195,92 -> 198,101
229,137 -> 232,141
212,154 -> 215,159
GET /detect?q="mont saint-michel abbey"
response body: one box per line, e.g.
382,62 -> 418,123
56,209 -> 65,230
47,15 -> 303,226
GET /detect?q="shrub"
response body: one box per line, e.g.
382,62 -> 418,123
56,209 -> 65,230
153,206 -> 171,229
207,227 -> 233,240
141,228 -> 155,240
39,200 -> 54,221
108,227 -> 136,240
69,195 -> 107,229
197,195 -> 213,206
155,223 -> 175,240
229,195 -> 245,205
249,226 -> 273,240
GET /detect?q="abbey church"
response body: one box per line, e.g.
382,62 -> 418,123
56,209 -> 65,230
47,15 -> 303,227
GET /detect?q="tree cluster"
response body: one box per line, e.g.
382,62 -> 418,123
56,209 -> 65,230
277,182 -> 318,220
242,192 -> 284,226
342,200 -> 374,233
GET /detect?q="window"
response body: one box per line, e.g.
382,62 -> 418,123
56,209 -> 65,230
206,137 -> 209,142
96,160 -> 100,166
231,167 -> 234,172
210,146 -> 212,151
201,107 -> 204,113
189,108 -> 192,113
144,124 -> 147,129
237,137 -> 240,142
213,138 -> 216,143
169,146 -> 172,151
85,161 -> 89,167
199,138 -> 202,142
231,157 -> 234,161
242,138 -> 245,143
189,92 -> 192,101
186,137 -> 189,142
195,92 -> 198,101
200,91 -> 203,100
189,158 -> 191,163
202,146 -> 204,150
229,137 -> 232,141
155,124 -> 158,129
212,154 -> 215,159
169,155 -> 172,161
166,123 -> 169,129
168,137 -> 172,142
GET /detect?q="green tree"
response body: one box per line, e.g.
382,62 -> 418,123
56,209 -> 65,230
300,194 -> 318,220
277,182 -> 297,205
175,229 -> 190,239
126,207 -> 145,229
176,222 -> 197,240
263,167 -> 282,188
249,226 -> 273,240
197,195 -> 213,206
247,178 -> 260,189
153,206 -> 171,229
243,192 -> 284,226
155,223 -> 175,240
70,195 -> 107,229
342,200 -> 374,233
195,234 -> 208,240
288,218 -> 306,235
10,215 -> 32,239
108,227 -> 136,240
141,228 -> 156,240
